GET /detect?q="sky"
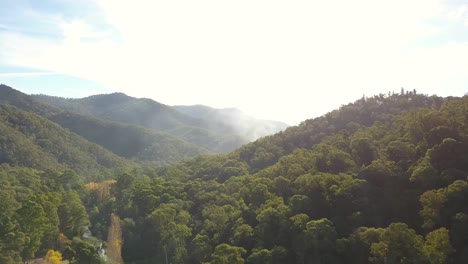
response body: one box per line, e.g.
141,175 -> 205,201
0,0 -> 467,124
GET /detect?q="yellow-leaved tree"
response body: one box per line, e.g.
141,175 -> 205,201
45,249 -> 62,264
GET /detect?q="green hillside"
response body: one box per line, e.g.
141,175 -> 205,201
33,93 -> 259,152
3,90 -> 468,264
0,104 -> 131,179
92,92 -> 468,263
231,91 -> 449,173
0,85 -> 206,164
34,93 -> 214,130
48,111 -> 207,163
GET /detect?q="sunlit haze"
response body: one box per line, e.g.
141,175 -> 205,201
1,0 -> 467,124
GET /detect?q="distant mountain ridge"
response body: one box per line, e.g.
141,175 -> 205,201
33,92 -> 289,152
0,84 -> 288,172
0,84 -> 207,166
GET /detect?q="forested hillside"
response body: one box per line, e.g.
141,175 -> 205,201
34,93 -> 249,152
88,92 -> 468,263
34,93 -> 288,152
47,112 -> 206,164
0,104 -> 131,179
0,85 -> 207,164
1,90 -> 468,263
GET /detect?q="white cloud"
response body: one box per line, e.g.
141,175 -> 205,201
1,0 -> 467,124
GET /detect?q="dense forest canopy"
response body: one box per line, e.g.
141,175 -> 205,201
1,87 -> 468,263
0,104 -> 132,179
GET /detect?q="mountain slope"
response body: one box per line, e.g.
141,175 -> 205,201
33,93 -> 283,152
230,92 -> 450,172
0,84 -> 206,164
160,92 -> 452,180
0,104 -> 132,179
34,93 -> 216,130
48,111 -> 206,163
105,92 -> 468,263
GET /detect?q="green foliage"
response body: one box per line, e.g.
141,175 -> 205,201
3,88 -> 468,264
369,223 -> 426,264
0,165 -> 95,263
191,234 -> 213,263
58,191 -> 90,238
210,244 -> 246,264
90,94 -> 467,264
246,249 -> 272,264
419,189 -> 447,230
303,218 -> 338,263
0,103 -> 131,179
16,199 -> 49,260
67,238 -> 104,264
424,228 -> 453,264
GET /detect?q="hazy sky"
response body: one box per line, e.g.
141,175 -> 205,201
0,0 -> 467,124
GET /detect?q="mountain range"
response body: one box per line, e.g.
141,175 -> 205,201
0,84 -> 288,176
33,93 -> 288,150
